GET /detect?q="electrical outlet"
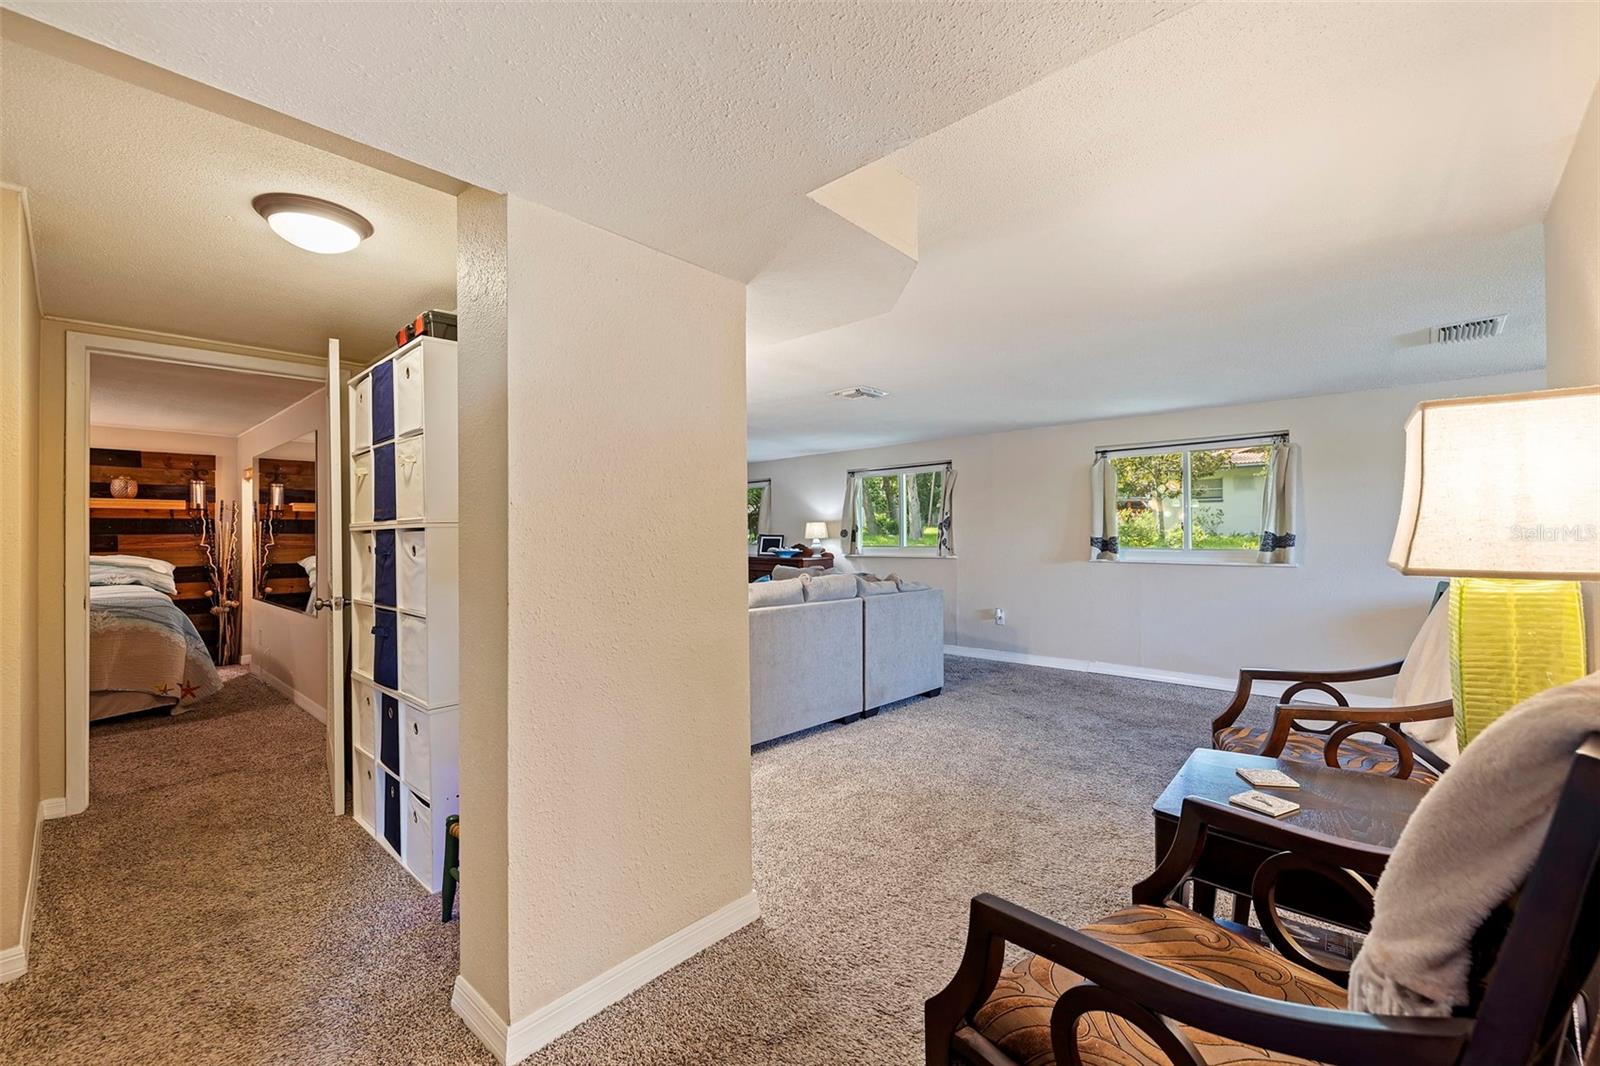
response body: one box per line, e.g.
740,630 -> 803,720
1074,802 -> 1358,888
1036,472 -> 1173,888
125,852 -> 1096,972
994,608 -> 1006,626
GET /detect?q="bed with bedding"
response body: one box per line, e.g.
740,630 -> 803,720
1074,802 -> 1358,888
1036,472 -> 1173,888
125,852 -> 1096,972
89,557 -> 223,720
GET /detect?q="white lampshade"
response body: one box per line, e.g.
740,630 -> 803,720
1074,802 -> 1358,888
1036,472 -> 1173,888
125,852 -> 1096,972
804,521 -> 829,541
1388,386 -> 1600,580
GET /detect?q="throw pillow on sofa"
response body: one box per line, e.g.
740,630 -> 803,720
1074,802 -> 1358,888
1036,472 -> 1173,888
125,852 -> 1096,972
856,574 -> 902,596
802,573 -> 857,602
771,564 -> 825,581
749,580 -> 806,609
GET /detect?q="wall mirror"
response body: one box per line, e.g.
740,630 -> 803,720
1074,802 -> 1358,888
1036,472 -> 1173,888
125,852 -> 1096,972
253,432 -> 317,613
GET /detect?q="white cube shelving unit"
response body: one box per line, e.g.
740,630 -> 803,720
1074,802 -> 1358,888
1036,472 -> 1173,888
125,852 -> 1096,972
346,335 -> 460,894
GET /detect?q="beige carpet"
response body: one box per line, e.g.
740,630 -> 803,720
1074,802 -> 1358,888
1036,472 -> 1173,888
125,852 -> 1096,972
1,658 -> 1245,1064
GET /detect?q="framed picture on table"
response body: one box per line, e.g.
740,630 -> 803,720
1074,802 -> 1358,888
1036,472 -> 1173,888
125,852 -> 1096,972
756,534 -> 785,555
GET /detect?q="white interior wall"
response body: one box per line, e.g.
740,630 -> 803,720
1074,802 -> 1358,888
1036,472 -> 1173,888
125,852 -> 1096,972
749,371 -> 1544,700
235,390 -> 330,716
1544,80 -> 1599,664
454,191 -> 752,1060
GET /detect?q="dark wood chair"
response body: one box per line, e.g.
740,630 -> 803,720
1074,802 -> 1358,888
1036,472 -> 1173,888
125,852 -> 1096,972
1213,585 -> 1455,785
441,814 -> 460,923
926,735 -> 1600,1066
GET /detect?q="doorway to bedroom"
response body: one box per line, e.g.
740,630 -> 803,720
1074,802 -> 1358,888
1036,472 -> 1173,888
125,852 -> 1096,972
84,350 -> 326,738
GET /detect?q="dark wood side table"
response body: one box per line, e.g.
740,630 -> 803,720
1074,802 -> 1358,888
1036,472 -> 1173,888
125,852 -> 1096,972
747,552 -> 833,582
1153,748 -> 1428,933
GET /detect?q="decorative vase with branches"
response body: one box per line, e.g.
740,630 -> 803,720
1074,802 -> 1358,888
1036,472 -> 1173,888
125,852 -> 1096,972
196,500 -> 243,665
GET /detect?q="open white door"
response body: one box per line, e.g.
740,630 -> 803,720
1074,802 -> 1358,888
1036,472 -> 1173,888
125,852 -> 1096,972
318,338 -> 348,815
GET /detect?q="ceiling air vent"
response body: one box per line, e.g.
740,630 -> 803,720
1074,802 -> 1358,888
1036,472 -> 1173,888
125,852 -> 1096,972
830,385 -> 889,399
1431,315 -> 1507,345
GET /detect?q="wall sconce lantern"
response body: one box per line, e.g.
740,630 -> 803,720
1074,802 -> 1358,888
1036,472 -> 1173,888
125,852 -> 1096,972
268,466 -> 286,511
187,465 -> 209,513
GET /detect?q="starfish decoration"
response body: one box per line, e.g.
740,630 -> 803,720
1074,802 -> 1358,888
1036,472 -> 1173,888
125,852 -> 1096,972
155,683 -> 172,695
180,680 -> 199,700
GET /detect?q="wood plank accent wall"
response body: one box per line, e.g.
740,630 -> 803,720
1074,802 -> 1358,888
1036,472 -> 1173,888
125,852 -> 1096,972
89,447 -> 218,659
256,458 -> 316,611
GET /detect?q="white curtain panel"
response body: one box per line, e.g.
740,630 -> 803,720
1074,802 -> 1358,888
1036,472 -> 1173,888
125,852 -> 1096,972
840,475 -> 859,556
937,466 -> 957,557
1258,442 -> 1301,564
1089,456 -> 1119,560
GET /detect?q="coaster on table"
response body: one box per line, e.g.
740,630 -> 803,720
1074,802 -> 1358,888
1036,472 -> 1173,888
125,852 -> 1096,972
1229,790 -> 1302,818
1236,767 -> 1301,789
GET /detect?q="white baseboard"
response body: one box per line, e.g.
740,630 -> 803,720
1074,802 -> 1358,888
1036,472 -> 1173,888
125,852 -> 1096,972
1,800 -> 50,982
454,891 -> 761,1064
451,975 -> 510,1063
40,797 -> 67,820
944,644 -> 1392,707
248,663 -> 327,722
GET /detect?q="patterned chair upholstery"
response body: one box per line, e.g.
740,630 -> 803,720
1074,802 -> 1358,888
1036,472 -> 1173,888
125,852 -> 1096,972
1214,725 -> 1440,786
973,904 -> 1341,1066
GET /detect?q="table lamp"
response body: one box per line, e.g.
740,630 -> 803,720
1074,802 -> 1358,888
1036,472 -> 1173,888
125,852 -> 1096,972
805,521 -> 828,551
1387,385 -> 1600,749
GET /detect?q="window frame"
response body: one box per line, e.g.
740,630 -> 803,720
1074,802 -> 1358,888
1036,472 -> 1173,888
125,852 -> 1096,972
1102,434 -> 1285,565
850,462 -> 952,557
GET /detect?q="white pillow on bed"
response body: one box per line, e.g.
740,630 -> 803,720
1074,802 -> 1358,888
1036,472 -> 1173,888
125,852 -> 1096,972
92,554 -> 176,577
90,564 -> 177,596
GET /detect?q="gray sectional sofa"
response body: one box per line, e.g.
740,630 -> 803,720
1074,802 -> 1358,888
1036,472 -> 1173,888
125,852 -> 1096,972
748,572 -> 944,745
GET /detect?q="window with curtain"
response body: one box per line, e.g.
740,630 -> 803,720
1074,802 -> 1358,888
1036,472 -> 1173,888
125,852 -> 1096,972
1092,434 -> 1297,563
848,462 -> 955,555
746,480 -> 770,547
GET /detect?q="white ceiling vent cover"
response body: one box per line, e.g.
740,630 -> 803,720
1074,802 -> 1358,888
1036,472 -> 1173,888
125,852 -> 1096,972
830,385 -> 890,399
1431,315 -> 1508,344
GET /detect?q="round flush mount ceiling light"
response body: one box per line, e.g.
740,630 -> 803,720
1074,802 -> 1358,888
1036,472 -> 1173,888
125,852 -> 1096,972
252,193 -> 373,254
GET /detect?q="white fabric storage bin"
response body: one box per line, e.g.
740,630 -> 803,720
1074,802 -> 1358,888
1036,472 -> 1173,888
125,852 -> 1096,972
352,678 -> 377,752
402,701 -> 432,795
397,530 -> 427,613
399,614 -> 429,702
395,346 -> 425,436
352,450 -> 374,525
352,603 -> 374,677
395,436 -> 425,520
405,792 -> 434,887
351,531 -> 376,603
351,375 -> 373,452
354,750 -> 377,831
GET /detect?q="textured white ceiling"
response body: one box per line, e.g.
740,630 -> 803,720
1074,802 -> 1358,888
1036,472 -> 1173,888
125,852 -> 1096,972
745,2 -> 1599,458
4,1 -> 1184,282
1,34 -> 456,361
11,2 -> 1597,461
90,354 -> 321,436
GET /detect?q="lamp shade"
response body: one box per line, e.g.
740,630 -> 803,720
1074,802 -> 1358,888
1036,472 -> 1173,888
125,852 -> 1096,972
188,478 -> 207,510
804,521 -> 829,541
1388,386 -> 1600,580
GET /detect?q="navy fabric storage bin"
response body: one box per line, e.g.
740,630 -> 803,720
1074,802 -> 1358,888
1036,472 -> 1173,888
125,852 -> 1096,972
373,608 -> 398,689
382,771 -> 402,853
374,443 -> 396,521
380,693 -> 400,772
374,530 -> 396,607
371,360 -> 394,443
